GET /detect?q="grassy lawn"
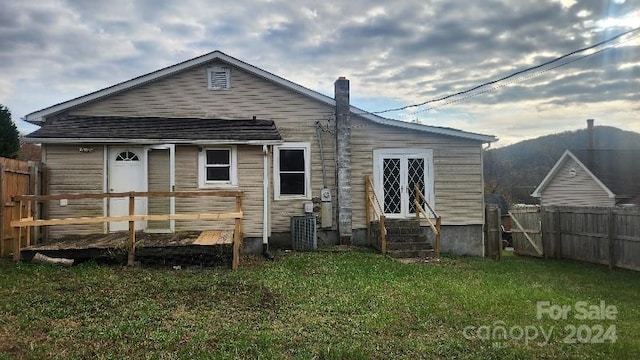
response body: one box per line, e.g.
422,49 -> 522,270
1,249 -> 639,359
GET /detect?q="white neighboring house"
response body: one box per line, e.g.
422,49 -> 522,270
531,149 -> 640,207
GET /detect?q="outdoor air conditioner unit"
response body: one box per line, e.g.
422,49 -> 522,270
290,215 -> 317,251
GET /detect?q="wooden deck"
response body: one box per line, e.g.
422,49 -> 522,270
20,230 -> 235,267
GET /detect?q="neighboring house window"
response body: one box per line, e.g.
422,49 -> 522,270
207,67 -> 230,90
274,143 -> 311,199
198,146 -> 237,187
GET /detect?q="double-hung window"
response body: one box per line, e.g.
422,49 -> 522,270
274,143 -> 311,199
199,146 -> 237,187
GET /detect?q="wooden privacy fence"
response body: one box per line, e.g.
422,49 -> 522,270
509,207 -> 543,257
484,204 -> 502,259
1,157 -> 45,258
10,190 -> 244,269
510,206 -> 640,271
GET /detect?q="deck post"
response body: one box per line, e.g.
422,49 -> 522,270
415,184 -> 420,221
25,200 -> 31,248
127,193 -> 136,266
233,194 -> 242,270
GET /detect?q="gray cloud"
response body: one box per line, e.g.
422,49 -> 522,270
1,0 -> 639,146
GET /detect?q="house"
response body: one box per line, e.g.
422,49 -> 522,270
531,149 -> 640,207
24,51 -> 497,256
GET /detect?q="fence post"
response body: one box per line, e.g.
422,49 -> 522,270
608,209 -> 616,270
13,200 -> 23,261
0,164 -> 4,257
127,193 -> 136,266
541,207 -> 548,259
28,164 -> 36,245
554,210 -> 562,260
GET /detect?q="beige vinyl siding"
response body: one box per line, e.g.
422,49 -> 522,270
173,145 -> 266,237
44,145 -> 105,238
147,149 -> 170,230
541,158 -> 615,207
69,61 -> 338,234
351,116 -> 484,227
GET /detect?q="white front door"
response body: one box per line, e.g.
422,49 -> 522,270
108,147 -> 146,231
374,149 -> 434,218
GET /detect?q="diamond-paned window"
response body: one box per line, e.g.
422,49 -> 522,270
408,158 -> 425,214
383,158 -> 401,214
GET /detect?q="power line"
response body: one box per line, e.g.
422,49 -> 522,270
408,33 -> 640,115
372,26 -> 640,114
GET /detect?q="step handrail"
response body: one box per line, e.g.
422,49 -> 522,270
365,175 -> 388,254
414,185 -> 441,258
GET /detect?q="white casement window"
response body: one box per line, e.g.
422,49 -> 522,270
274,143 -> 311,200
207,67 -> 230,90
198,146 -> 238,187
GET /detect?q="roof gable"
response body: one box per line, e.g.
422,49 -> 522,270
26,50 -> 496,143
531,149 -> 640,199
571,150 -> 640,199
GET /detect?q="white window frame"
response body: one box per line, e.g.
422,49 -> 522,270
198,146 -> 238,188
207,67 -> 231,90
274,142 -> 311,200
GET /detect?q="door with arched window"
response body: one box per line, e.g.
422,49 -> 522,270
108,147 -> 146,231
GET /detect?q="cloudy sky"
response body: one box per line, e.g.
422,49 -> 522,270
1,0 -> 639,146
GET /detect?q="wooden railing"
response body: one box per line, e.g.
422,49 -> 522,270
9,190 -> 243,269
414,184 -> 441,258
365,175 -> 388,254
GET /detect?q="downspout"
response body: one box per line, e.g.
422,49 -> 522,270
262,144 -> 274,260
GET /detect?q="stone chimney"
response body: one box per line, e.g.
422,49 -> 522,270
587,119 -> 595,150
335,77 -> 352,244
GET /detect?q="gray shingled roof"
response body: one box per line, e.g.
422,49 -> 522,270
572,150 -> 640,202
27,116 -> 282,142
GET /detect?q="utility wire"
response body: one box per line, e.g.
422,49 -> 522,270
409,33 -> 640,115
372,26 -> 640,114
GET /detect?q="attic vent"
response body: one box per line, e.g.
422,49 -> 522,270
207,67 -> 230,90
291,215 -> 317,251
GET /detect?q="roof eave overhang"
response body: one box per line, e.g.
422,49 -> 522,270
354,109 -> 498,143
25,137 -> 284,145
25,50 -> 497,143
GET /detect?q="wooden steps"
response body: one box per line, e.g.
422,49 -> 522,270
371,219 -> 434,259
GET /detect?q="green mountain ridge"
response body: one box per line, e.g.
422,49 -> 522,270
484,125 -> 640,204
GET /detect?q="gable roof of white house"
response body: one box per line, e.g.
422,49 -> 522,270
532,149 -> 640,201
531,150 -> 615,199
25,50 -> 497,143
